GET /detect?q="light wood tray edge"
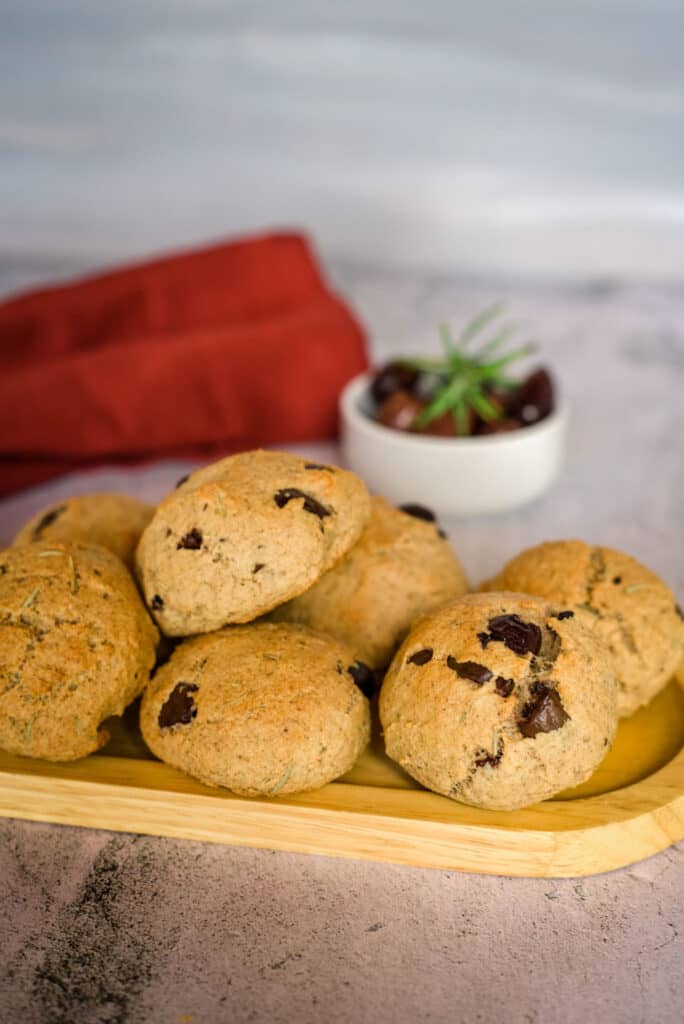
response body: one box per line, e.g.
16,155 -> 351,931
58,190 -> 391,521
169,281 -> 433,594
1,741 -> 682,878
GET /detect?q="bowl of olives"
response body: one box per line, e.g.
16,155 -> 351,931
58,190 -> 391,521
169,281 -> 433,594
339,307 -> 567,516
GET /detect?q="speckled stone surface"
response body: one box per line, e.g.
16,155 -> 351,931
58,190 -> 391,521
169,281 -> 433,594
1,824 -> 682,1024
1,261 -> 684,1022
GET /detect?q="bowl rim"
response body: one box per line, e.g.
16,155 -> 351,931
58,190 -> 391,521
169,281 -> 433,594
340,371 -> 567,449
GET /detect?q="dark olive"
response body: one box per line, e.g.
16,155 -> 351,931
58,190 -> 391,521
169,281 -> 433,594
412,371 -> 448,401
484,384 -> 520,415
371,361 -> 420,404
419,411 -> 457,436
376,391 -> 424,431
509,368 -> 554,425
477,418 -> 523,435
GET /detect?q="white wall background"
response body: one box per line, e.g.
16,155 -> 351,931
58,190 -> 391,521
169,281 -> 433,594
1,1 -> 683,281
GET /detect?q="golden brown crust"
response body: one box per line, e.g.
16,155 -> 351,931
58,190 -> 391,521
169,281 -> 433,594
140,622 -> 371,795
135,451 -> 371,636
482,540 -> 684,716
379,592 -> 618,810
0,542 -> 159,761
271,496 -> 468,666
13,492 -> 154,570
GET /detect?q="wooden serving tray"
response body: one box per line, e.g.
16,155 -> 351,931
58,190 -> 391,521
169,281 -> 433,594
1,672 -> 683,878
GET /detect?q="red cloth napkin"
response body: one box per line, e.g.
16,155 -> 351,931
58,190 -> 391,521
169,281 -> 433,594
0,232 -> 368,496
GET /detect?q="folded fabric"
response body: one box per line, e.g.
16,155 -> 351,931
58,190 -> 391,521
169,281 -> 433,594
0,232 -> 368,496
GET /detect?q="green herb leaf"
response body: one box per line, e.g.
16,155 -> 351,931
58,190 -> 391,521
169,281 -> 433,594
439,322 -> 456,356
21,586 -> 40,609
459,303 -> 504,346
414,376 -> 469,428
476,324 -> 516,359
452,400 -> 471,435
398,307 -> 535,437
469,391 -> 502,422
403,357 -> 449,373
481,343 -> 535,374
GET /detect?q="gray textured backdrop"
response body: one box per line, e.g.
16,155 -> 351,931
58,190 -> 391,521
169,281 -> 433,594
2,1 -> 683,281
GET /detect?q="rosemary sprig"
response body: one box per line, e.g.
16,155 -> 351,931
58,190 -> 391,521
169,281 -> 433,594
406,307 -> 534,434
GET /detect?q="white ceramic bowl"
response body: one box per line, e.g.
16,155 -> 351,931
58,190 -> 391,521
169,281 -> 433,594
339,373 -> 567,516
